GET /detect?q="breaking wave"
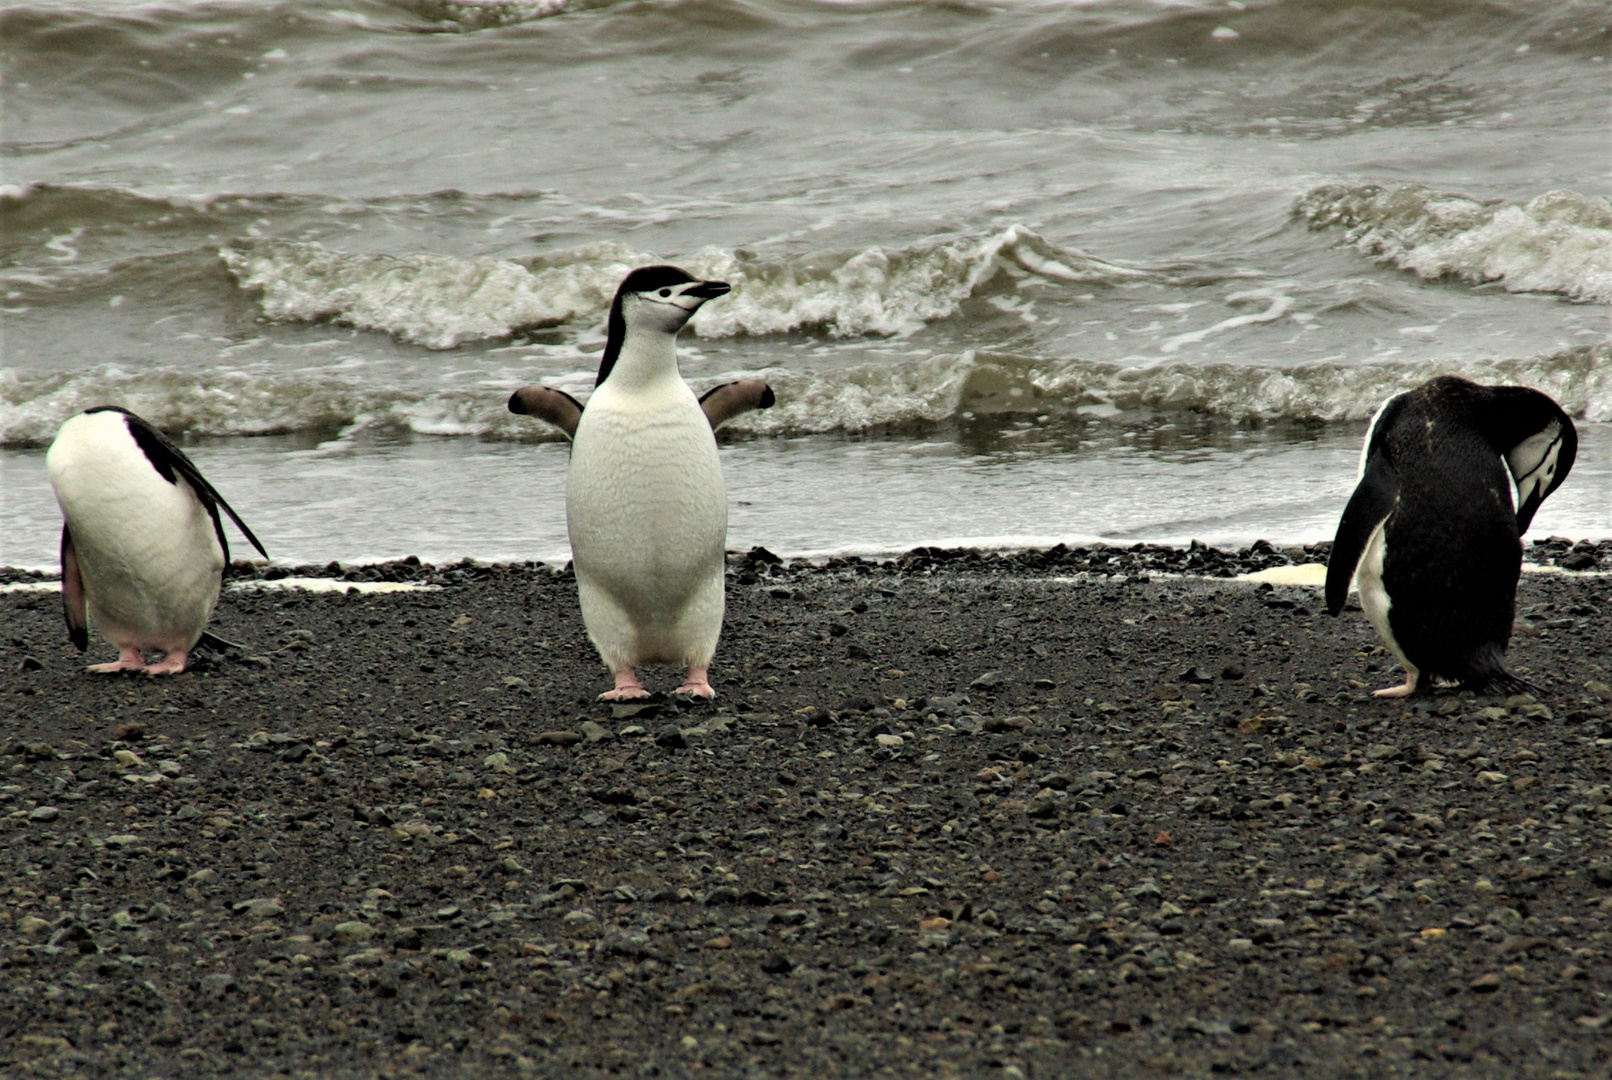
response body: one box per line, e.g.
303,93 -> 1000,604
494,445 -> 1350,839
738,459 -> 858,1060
219,227 -> 1150,349
730,343 -> 1612,435
5,344 -> 1604,448
1297,184 -> 1612,304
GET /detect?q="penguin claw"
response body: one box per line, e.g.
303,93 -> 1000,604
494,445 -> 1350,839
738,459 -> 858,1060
673,682 -> 716,700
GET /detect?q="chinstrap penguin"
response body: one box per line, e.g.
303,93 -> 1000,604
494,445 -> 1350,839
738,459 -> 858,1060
46,406 -> 268,675
1324,376 -> 1576,697
526,265 -> 765,700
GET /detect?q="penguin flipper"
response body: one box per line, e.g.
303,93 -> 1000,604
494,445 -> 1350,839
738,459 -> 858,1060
508,386 -> 584,440
1325,451 -> 1399,616
60,524 -> 88,652
93,407 -> 270,561
699,380 -> 776,430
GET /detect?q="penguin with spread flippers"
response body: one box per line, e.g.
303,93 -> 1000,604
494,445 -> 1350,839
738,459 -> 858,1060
1324,376 -> 1576,697
509,379 -> 775,438
510,265 -> 772,700
46,406 -> 269,675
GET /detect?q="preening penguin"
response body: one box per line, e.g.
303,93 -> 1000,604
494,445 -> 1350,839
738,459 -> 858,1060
46,407 -> 268,675
525,265 -> 769,700
1324,376 -> 1576,697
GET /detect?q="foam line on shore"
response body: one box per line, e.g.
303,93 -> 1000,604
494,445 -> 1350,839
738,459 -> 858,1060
0,579 -> 439,595
229,578 -> 440,594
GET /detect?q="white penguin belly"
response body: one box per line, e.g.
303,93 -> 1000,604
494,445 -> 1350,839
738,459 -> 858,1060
1355,520 -> 1413,676
567,395 -> 727,667
48,421 -> 223,653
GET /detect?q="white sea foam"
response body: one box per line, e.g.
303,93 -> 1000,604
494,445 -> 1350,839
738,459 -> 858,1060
410,0 -> 575,30
1297,184 -> 1612,304
220,242 -> 629,350
219,228 -> 1148,349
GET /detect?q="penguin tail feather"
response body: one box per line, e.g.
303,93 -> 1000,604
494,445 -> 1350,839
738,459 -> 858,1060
1469,670 -> 1544,698
197,631 -> 244,653
1459,643 -> 1542,698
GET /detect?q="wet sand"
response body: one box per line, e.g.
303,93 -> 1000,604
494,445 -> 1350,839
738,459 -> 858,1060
2,544 -> 1610,1078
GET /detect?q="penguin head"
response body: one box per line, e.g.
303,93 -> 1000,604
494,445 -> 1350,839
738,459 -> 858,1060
596,265 -> 731,386
1478,383 -> 1579,534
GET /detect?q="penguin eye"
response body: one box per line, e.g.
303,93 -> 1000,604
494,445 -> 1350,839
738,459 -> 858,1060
658,289 -> 671,298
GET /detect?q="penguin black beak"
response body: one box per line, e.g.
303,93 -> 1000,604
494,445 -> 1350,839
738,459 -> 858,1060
684,280 -> 731,300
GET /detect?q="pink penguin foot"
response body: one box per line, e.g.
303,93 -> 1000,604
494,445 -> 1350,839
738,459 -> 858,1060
673,668 -> 716,700
88,647 -> 147,674
142,651 -> 190,676
599,670 -> 651,702
1372,671 -> 1418,699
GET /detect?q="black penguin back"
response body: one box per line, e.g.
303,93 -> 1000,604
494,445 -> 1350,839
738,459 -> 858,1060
1373,377 -> 1564,689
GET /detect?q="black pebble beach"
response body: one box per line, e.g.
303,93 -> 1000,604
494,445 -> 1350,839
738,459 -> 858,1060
2,540 -> 1610,1078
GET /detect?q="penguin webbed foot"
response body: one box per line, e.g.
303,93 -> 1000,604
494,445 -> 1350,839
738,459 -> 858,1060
1371,671 -> 1419,699
673,666 -> 715,700
87,646 -> 191,676
142,652 -> 190,676
600,669 -> 652,701
87,651 -> 148,675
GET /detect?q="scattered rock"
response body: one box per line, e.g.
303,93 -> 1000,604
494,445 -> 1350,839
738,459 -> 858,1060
233,897 -> 285,919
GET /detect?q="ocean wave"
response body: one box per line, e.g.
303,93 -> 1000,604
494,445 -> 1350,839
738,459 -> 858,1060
220,240 -> 630,350
0,184 -> 281,257
399,0 -> 583,30
727,343 -> 1612,435
0,363 -> 560,449
6,345 -> 1604,449
220,227 -> 1148,348
1296,184 -> 1612,304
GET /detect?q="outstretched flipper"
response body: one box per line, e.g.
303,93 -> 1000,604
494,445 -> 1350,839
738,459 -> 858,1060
60,524 -> 88,651
698,379 -> 776,430
508,386 -> 584,440
1325,451 -> 1400,616
509,380 -> 774,440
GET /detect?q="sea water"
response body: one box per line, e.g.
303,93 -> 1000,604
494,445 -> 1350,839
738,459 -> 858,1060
3,0 -> 1608,568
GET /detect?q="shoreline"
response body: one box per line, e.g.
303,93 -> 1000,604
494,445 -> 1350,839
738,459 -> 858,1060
2,549 -> 1609,1076
2,535 -> 1608,588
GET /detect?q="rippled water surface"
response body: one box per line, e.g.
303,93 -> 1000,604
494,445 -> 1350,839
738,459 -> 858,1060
3,0 -> 1609,566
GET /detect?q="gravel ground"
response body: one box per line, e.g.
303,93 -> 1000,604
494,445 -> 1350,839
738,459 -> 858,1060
2,544 -> 1610,1079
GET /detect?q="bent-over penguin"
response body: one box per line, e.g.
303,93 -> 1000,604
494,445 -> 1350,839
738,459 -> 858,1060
46,407 -> 268,675
559,265 -> 752,700
1324,376 -> 1576,697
